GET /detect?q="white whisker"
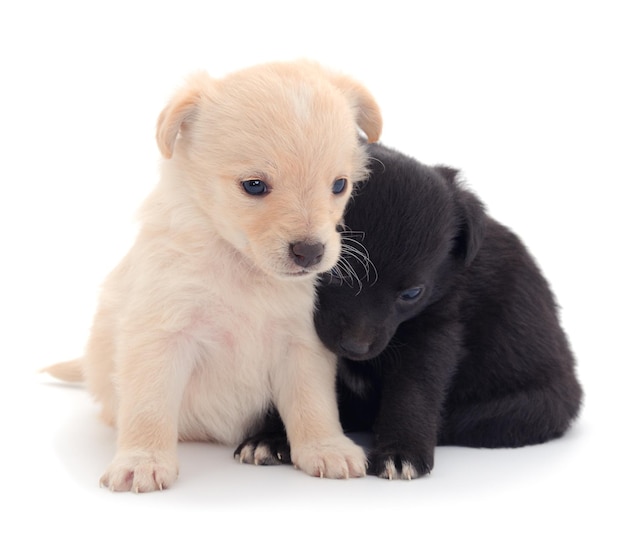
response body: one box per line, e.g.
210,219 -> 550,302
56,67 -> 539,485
342,244 -> 373,277
327,229 -> 378,294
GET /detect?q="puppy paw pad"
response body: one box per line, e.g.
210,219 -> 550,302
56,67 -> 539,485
237,442 -> 282,466
379,459 -> 419,480
234,435 -> 289,466
292,437 -> 367,479
100,452 -> 178,493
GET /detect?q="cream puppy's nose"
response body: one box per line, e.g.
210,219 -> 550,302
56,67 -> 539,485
290,241 -> 324,268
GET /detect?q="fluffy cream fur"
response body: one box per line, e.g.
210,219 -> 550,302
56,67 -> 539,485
43,60 -> 382,492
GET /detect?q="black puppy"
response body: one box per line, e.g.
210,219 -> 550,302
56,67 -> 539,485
235,143 -> 583,479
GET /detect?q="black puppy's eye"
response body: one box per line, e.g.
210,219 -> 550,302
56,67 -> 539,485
242,179 -> 269,196
399,287 -> 423,301
332,177 -> 347,195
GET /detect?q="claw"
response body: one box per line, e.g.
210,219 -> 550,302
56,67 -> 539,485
383,459 -> 396,480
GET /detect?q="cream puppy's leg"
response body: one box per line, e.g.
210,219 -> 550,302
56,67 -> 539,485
273,341 -> 366,478
98,332 -> 196,492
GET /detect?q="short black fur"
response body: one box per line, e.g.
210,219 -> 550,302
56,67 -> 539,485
235,143 -> 583,479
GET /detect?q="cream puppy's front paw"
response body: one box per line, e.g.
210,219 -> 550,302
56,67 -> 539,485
100,450 -> 179,493
291,436 -> 367,478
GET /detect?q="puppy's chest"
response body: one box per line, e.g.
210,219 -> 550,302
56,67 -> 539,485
177,275 -> 316,443
338,358 -> 386,399
194,274 -> 314,356
190,297 -> 287,368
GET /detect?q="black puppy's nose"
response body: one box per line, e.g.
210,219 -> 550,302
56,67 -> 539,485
340,338 -> 371,357
290,241 -> 324,268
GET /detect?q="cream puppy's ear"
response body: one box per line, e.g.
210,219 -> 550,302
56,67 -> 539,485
326,71 -> 383,143
156,72 -> 212,158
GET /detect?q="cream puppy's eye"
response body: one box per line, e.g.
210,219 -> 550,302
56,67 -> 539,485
332,177 -> 347,195
242,179 -> 269,196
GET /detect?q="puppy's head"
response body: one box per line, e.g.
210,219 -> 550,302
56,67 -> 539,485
315,143 -> 485,361
156,61 -> 382,280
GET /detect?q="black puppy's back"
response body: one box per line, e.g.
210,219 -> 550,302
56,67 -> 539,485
439,216 -> 582,447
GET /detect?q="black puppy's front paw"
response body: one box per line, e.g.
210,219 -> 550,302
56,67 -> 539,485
234,432 -> 292,466
367,445 -> 433,480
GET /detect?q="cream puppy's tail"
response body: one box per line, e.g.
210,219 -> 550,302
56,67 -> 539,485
41,359 -> 84,383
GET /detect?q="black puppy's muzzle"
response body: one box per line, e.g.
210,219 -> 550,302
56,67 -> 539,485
340,337 -> 371,359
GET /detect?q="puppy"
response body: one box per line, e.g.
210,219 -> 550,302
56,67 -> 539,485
236,142 -> 583,479
43,60 -> 383,492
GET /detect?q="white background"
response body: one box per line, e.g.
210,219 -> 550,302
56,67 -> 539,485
1,1 -> 624,536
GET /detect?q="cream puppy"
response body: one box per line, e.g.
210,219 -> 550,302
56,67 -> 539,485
43,61 -> 382,492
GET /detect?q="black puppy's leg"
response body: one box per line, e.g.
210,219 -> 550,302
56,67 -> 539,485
234,409 -> 292,465
368,320 -> 460,480
369,372 -> 438,479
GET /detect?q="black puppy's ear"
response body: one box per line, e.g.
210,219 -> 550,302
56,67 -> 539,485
433,165 -> 459,185
435,166 -> 486,266
454,188 -> 486,265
